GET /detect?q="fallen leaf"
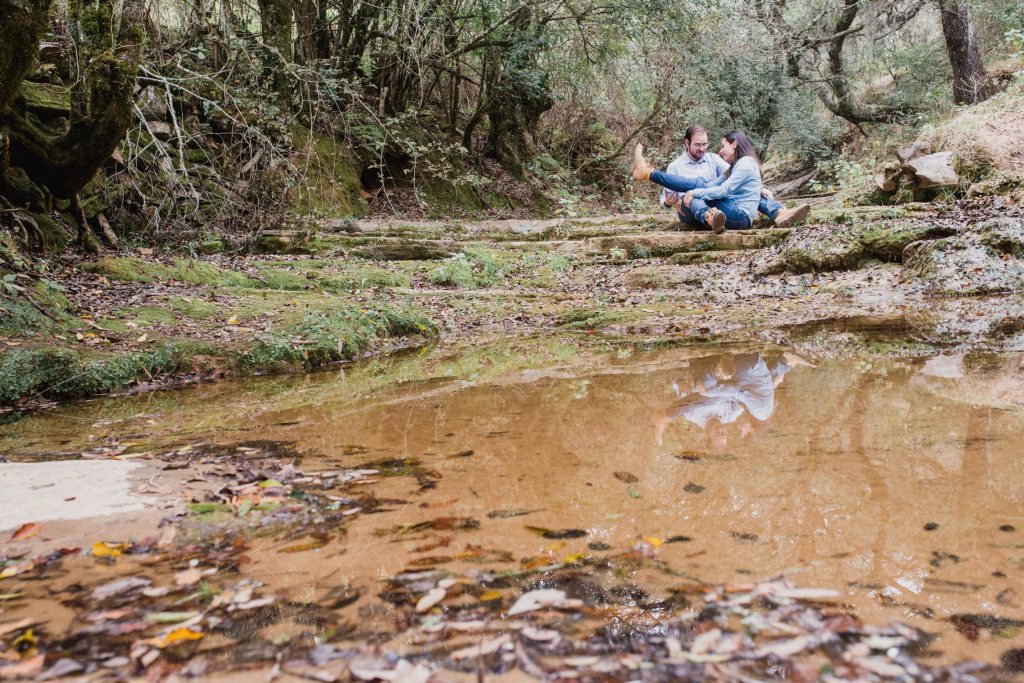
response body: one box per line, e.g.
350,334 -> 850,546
151,627 -> 204,648
0,617 -> 32,636
613,471 -> 639,483
91,541 -> 130,557
507,589 -> 583,615
9,523 -> 41,542
415,587 -> 446,612
0,654 -> 45,677
524,526 -> 588,539
487,508 -> 542,519
174,567 -> 203,587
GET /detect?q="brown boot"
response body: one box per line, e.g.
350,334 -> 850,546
629,143 -> 654,181
773,203 -> 811,230
704,207 -> 726,234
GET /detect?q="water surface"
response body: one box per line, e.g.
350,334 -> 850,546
4,341 -> 1024,662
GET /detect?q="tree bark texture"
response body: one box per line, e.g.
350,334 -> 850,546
936,0 -> 988,105
1,0 -> 146,198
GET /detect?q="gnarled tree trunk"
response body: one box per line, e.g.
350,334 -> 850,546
1,0 -> 145,247
936,0 -> 989,105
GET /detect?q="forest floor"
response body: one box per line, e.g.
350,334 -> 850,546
4,194 -> 1024,411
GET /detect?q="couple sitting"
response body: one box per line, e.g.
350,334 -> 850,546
631,125 -> 810,234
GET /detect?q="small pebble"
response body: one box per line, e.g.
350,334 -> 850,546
587,542 -> 610,551
994,570 -> 1008,578
1000,525 -> 1017,533
924,522 -> 939,531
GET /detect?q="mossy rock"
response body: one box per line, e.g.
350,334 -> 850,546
290,126 -> 369,218
903,232 -> 1024,296
757,221 -> 958,274
978,218 -> 1024,257
860,223 -> 957,261
18,81 -> 71,116
81,257 -> 253,286
1,166 -> 46,209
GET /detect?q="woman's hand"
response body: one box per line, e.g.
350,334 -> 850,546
683,191 -> 694,208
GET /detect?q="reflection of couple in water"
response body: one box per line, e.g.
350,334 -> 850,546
653,352 -> 814,450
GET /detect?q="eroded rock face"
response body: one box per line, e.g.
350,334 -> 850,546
902,218 -> 1024,295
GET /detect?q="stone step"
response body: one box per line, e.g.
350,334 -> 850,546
256,232 -> 573,259
564,229 -> 790,257
304,213 -> 677,241
668,249 -> 752,265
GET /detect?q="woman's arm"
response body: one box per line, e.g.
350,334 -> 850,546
692,158 -> 757,202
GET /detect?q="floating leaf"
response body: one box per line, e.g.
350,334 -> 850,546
487,508 -> 542,519
151,627 -> 204,648
683,482 -> 705,494
665,535 -> 692,544
280,539 -> 327,554
174,567 -> 203,587
415,587 -> 446,612
613,471 -> 639,483
525,526 -> 588,539
507,589 -> 582,615
91,541 -> 130,558
9,523 -> 41,542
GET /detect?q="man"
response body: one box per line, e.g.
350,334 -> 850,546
659,125 -> 810,230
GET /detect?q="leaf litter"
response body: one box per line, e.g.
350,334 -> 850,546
0,440 -> 1013,681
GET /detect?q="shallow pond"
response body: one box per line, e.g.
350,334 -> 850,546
4,339 -> 1024,666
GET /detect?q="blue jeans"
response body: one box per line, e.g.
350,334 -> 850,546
652,170 -> 782,228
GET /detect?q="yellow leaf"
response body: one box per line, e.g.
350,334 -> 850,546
563,553 -> 586,563
136,333 -> 148,343
151,627 -> 204,648
227,316 -> 239,325
478,590 -> 503,602
91,541 -> 129,557
644,536 -> 664,547
543,541 -> 566,554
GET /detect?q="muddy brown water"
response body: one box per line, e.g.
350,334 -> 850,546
4,340 -> 1024,665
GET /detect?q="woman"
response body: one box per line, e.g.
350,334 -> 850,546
631,130 -> 762,234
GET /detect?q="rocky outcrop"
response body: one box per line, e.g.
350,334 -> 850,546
902,218 -> 1024,295
755,222 -> 957,275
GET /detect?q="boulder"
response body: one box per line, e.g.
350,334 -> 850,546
906,151 -> 959,189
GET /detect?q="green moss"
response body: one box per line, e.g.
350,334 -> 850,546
239,303 -> 436,373
167,296 -> 220,319
428,248 -> 511,288
290,127 -> 368,218
0,343 -> 187,404
81,258 -> 253,286
555,308 -> 624,330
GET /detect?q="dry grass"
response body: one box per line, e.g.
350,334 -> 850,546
919,63 -> 1024,182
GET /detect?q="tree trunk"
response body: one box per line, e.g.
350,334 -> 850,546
936,0 -> 989,105
2,0 -> 146,199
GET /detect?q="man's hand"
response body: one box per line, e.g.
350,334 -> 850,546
683,191 -> 694,208
664,192 -> 680,208
761,187 -> 774,199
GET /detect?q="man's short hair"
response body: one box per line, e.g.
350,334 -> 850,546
684,125 -> 708,143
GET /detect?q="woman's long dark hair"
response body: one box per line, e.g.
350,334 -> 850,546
724,130 -> 760,176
